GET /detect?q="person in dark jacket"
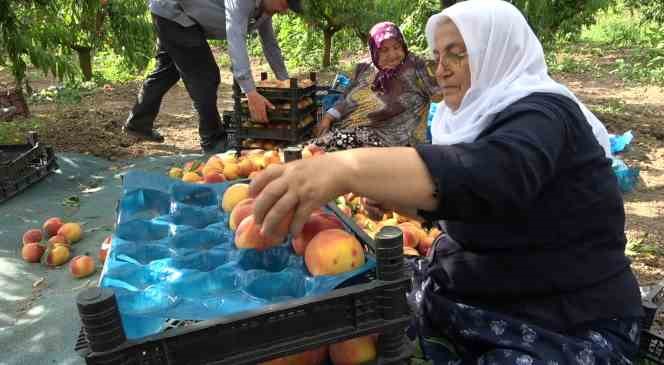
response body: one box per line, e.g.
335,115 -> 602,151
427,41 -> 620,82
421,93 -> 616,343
124,0 -> 301,153
247,1 -> 643,363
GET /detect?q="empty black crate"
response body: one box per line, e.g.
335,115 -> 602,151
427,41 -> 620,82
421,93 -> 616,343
0,132 -> 58,204
75,202 -> 412,365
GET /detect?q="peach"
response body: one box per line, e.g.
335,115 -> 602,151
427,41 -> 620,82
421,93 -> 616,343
302,144 -> 325,159
223,162 -> 240,180
235,213 -> 293,251
183,160 -> 203,173
203,172 -> 226,184
99,235 -> 112,264
22,243 -> 45,263
429,227 -> 442,238
221,183 -> 250,212
404,246 -> 420,256
219,152 -> 238,164
330,335 -> 376,365
305,229 -> 365,276
182,171 -> 203,183
69,255 -> 96,278
292,212 -> 344,256
229,198 -> 254,231
260,346 -> 328,365
249,155 -> 267,170
57,222 -> 83,244
263,150 -> 281,166
398,222 -> 421,248
22,229 -> 43,244
419,235 -> 435,256
45,244 -> 70,266
237,158 -> 255,178
42,217 -> 64,237
340,206 -> 352,217
48,234 -> 70,247
203,157 -> 225,175
168,167 -> 184,179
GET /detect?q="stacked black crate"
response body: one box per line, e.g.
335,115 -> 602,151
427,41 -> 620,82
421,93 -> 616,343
229,72 -> 318,150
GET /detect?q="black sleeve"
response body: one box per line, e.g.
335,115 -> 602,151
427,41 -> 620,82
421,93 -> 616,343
416,107 -> 568,222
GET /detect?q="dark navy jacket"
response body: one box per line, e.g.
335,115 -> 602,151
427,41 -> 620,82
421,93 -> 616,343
416,93 -> 642,331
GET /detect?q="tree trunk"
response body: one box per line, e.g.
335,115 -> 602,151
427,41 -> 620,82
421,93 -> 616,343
323,29 -> 334,68
76,47 -> 93,81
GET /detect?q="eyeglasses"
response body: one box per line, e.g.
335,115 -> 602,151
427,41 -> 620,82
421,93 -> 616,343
435,51 -> 467,70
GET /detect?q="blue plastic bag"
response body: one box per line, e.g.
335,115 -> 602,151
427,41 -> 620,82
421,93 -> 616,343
609,130 -> 634,155
611,158 -> 640,193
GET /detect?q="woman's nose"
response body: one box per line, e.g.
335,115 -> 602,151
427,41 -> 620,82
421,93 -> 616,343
436,60 -> 451,78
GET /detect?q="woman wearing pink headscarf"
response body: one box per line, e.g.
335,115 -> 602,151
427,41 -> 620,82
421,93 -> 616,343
311,22 -> 441,150
251,1 -> 641,363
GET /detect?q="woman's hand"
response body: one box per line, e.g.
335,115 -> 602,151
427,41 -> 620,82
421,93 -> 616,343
362,197 -> 388,221
313,114 -> 334,137
250,154 -> 350,238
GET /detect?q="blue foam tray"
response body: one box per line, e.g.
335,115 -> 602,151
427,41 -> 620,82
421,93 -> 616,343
99,170 -> 375,339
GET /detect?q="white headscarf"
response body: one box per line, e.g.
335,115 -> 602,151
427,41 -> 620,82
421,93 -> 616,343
425,0 -> 612,157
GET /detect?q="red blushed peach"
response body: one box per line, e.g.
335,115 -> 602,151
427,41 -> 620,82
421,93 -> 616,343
42,217 -> 64,238
229,198 -> 254,231
259,346 -> 328,365
404,246 -> 420,256
48,234 -> 70,247
182,171 -> 203,183
99,235 -> 112,264
57,222 -> 83,244
329,335 -> 376,365
203,172 -> 227,184
292,212 -> 344,256
69,255 -> 96,278
419,235 -> 435,256
235,213 -> 293,251
304,229 -> 365,276
45,245 -> 70,266
22,229 -> 43,244
42,217 -> 65,237
398,222 -> 420,248
263,150 -> 282,166
22,243 -> 45,263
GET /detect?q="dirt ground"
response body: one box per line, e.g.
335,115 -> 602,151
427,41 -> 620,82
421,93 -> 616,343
2,59 -> 664,288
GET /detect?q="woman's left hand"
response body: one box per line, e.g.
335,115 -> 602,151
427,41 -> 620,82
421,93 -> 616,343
250,155 -> 349,239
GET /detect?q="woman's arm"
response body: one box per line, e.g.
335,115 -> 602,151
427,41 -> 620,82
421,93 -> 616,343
250,147 -> 438,238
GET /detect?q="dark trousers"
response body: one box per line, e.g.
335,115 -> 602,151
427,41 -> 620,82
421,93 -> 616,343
126,14 -> 224,146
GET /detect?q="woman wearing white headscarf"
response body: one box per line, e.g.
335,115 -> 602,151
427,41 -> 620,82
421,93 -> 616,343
248,1 -> 642,363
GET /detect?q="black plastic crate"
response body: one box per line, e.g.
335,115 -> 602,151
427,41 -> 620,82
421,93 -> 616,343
235,119 -> 315,143
252,72 -> 318,101
0,132 -> 58,204
75,200 -> 412,365
238,100 -> 318,123
641,331 -> 664,364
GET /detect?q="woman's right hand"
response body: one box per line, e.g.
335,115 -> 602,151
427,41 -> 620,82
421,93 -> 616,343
313,114 -> 334,137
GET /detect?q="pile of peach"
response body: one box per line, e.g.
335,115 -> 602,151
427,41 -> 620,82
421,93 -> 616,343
337,194 -> 442,257
224,183 -> 365,277
168,145 -> 325,184
20,217 -> 110,279
260,334 -> 378,365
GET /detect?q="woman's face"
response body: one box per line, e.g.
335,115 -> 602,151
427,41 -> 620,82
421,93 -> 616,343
377,39 -> 406,70
434,20 -> 471,111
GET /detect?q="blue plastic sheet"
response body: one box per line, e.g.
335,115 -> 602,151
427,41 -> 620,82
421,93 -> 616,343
609,130 -> 634,155
100,171 -> 375,339
612,158 -> 640,193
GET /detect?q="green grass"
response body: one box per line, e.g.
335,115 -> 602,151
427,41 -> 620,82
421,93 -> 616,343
626,233 -> 664,256
0,117 -> 43,144
549,3 -> 664,85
